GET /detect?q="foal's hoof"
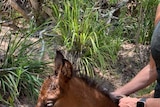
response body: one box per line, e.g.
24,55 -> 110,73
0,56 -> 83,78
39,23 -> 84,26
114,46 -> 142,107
46,100 -> 54,107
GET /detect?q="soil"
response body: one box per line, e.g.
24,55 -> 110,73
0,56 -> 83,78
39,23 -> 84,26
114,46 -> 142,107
113,42 -> 150,87
0,26 -> 151,106
94,41 -> 150,95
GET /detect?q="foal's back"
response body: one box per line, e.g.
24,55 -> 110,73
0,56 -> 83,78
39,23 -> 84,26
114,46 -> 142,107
54,76 -> 118,107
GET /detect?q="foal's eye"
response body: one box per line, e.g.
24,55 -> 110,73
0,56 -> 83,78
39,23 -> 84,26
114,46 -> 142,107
50,85 -> 56,90
54,70 -> 58,76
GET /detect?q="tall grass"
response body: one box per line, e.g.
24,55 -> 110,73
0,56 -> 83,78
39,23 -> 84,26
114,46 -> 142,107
138,0 -> 159,44
0,25 -> 47,105
49,0 -> 123,76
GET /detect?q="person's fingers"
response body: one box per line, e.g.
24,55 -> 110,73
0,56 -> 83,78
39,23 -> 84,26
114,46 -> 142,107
118,97 -> 139,107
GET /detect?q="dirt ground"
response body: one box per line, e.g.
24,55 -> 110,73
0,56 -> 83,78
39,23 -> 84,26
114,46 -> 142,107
114,42 -> 150,86
105,42 -> 150,91
0,26 -> 151,106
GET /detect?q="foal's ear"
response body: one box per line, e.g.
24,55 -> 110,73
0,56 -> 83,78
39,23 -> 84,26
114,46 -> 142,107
61,59 -> 73,79
54,50 -> 64,75
58,59 -> 73,88
54,50 -> 73,79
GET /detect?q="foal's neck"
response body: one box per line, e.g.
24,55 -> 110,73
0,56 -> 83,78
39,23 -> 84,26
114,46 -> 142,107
65,77 -> 118,107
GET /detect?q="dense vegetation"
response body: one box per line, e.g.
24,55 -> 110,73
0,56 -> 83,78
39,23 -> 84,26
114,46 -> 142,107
0,0 -> 159,106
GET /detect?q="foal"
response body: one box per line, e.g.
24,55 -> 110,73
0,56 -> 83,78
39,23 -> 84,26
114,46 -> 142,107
36,51 -> 118,107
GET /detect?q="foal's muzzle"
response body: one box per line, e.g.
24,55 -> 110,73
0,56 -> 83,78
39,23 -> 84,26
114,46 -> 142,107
46,100 -> 55,107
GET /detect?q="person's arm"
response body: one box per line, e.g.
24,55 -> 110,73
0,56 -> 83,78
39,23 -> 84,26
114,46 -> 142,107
115,3 -> 160,96
113,55 -> 157,96
146,98 -> 160,107
155,4 -> 160,26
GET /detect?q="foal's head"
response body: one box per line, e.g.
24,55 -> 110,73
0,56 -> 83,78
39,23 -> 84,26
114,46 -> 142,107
36,51 -> 118,107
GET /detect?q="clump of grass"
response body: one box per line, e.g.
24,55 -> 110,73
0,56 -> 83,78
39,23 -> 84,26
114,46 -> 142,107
49,0 -> 123,77
138,0 -> 159,44
0,25 -> 47,105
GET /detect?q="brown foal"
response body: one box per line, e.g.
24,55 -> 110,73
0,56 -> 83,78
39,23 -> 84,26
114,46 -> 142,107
36,51 -> 118,107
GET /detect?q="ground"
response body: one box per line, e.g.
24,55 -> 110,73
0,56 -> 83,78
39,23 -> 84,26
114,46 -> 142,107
113,42 -> 150,86
94,41 -> 151,96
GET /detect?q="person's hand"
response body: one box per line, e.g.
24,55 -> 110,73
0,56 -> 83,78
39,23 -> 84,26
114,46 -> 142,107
119,97 -> 139,107
110,92 -> 126,105
111,92 -> 123,97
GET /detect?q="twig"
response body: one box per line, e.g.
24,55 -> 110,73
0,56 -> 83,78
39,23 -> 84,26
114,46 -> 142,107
0,66 -> 29,72
9,0 -> 29,20
135,3 -> 143,48
29,0 -> 39,11
39,29 -> 46,61
116,0 -> 130,8
94,0 -> 129,25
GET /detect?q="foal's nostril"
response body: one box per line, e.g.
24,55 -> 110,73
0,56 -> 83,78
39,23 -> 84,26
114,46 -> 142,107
46,100 -> 54,107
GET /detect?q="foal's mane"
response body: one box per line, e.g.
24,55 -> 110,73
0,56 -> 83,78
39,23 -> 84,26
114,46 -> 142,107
74,72 -> 117,102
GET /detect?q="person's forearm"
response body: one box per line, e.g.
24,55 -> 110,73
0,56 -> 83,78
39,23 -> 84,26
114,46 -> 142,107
114,64 -> 157,95
155,4 -> 160,26
146,98 -> 160,107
